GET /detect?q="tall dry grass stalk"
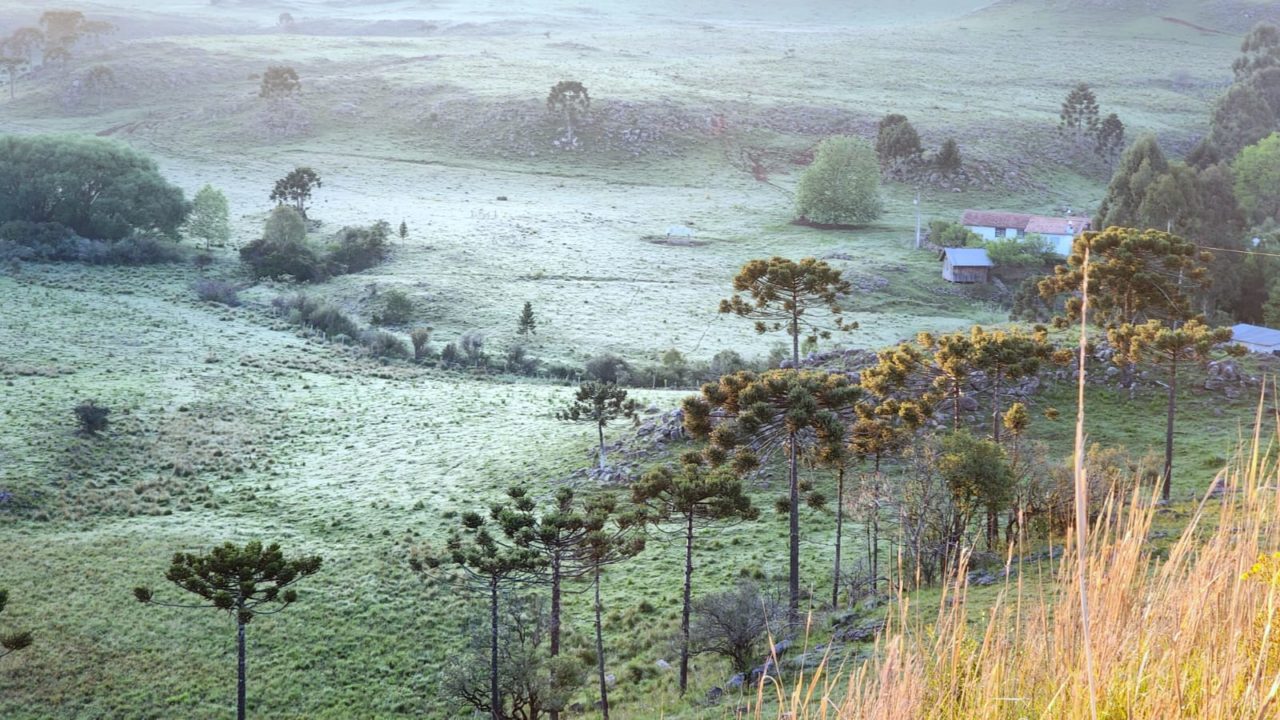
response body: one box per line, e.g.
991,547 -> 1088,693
752,382 -> 1280,720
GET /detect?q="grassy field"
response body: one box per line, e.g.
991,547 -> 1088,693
0,0 -> 1273,717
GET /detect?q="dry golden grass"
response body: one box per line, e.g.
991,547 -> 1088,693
737,387 -> 1280,720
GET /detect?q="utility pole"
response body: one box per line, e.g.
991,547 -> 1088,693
914,189 -> 922,249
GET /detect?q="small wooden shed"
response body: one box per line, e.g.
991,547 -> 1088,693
941,247 -> 993,284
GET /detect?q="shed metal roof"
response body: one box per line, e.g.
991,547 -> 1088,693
1232,323 -> 1280,348
943,247 -> 994,267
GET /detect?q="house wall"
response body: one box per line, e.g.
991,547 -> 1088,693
964,225 -> 1020,240
1044,234 -> 1073,256
1239,341 -> 1280,354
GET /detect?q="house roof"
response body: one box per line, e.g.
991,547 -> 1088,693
943,247 -> 994,267
961,210 -> 1032,230
1025,216 -> 1091,235
1232,323 -> 1280,348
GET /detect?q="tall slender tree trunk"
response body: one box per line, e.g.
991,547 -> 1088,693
787,305 -> 802,626
1162,357 -> 1177,502
872,454 -> 882,590
991,368 -> 1003,443
490,578 -> 501,720
236,614 -> 247,720
832,465 -> 844,609
594,567 -> 610,720
952,380 -> 962,431
549,552 -> 562,720
679,512 -> 695,694
788,433 -> 800,627
597,423 -> 607,470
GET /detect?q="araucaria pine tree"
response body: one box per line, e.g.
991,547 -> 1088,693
1059,82 -> 1100,142
1115,318 -> 1244,501
0,589 -> 33,660
411,505 -> 545,720
683,369 -> 860,625
517,301 -> 537,336
556,382 -> 639,470
133,541 -> 322,720
631,459 -> 757,694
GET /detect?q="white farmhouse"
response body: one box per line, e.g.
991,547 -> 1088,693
960,210 -> 1090,256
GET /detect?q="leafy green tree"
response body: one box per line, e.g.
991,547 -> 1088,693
927,220 -> 982,248
398,220 -> 408,242
185,185 -> 231,250
546,80 -> 590,148
83,64 -> 115,111
795,136 -> 882,225
39,10 -> 85,51
0,135 -> 189,240
1234,133 -> 1280,224
1059,82 -> 1100,141
1208,83 -> 1275,159
411,508 -> 545,720
1094,113 -> 1125,159
875,113 -> 921,169
5,27 -> 44,65
1114,318 -> 1244,500
517,301 -> 537,336
0,589 -> 32,660
631,460 -> 758,694
683,369 -> 860,623
270,167 -> 321,219
937,430 -> 1015,554
719,256 -> 856,366
1096,134 -> 1169,229
259,65 -> 301,100
935,138 -> 962,174
240,206 -> 323,281
556,382 -> 638,470
133,541 -> 322,720
1234,23 -> 1280,80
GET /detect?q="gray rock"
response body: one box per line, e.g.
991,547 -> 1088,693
655,659 -> 672,671
706,686 -> 724,703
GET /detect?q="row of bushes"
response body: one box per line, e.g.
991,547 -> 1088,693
240,209 -> 390,282
0,221 -> 186,265
272,294 -> 409,359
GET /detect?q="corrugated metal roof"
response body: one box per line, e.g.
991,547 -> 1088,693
1232,323 -> 1280,348
944,247 -> 994,267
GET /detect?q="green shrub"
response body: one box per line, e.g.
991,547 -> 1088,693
361,330 -> 409,359
74,401 -> 110,436
0,221 -> 185,265
329,221 -> 391,273
241,207 -> 326,281
372,288 -> 415,326
274,294 -> 360,339
410,327 -> 434,361
193,279 -> 241,306
585,353 -> 630,384
984,234 -> 1056,269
